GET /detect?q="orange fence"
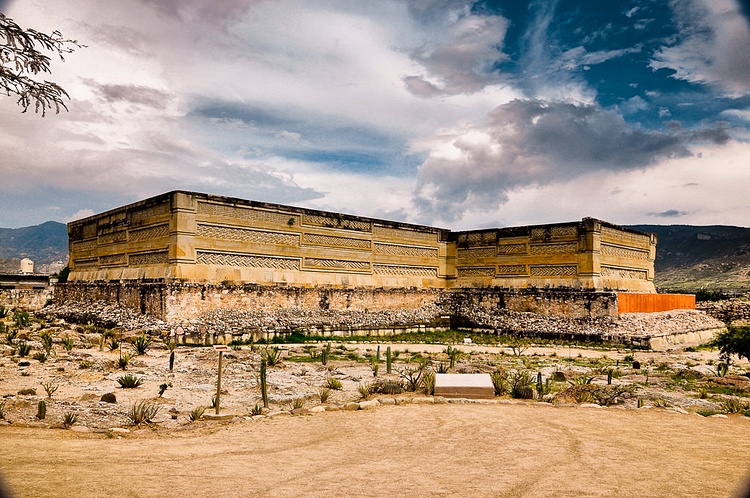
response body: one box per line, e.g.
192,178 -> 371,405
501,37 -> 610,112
616,293 -> 695,314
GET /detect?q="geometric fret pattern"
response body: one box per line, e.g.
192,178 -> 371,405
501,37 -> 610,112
497,243 -> 527,255
601,243 -> 650,260
129,224 -> 170,242
304,258 -> 371,271
458,247 -> 496,259
197,224 -> 299,246
99,231 -> 128,245
130,203 -> 170,225
99,253 -> 127,266
531,226 -> 578,240
129,251 -> 169,266
304,233 -> 371,249
530,265 -> 578,276
373,264 -> 438,277
73,239 -> 98,252
601,266 -> 648,280
497,265 -> 527,275
457,267 -> 495,277
601,226 -> 651,249
196,251 -> 299,270
303,213 -> 371,232
374,243 -> 438,258
73,258 -> 99,269
530,242 -> 578,255
197,202 -> 294,226
373,225 -> 437,244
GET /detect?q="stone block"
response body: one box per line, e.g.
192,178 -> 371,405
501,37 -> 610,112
434,373 -> 494,399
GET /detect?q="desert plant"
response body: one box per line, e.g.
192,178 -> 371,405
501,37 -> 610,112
371,357 -> 379,377
507,336 -> 530,356
132,335 -> 152,355
490,369 -> 509,396
607,369 -> 613,385
0,400 -> 6,419
188,406 -> 205,421
117,373 -> 143,388
386,346 -> 392,374
325,377 -> 343,390
262,346 -> 282,366
260,358 -> 268,408
0,305 -> 6,318
510,371 -> 535,399
4,324 -> 17,344
318,387 -> 331,403
36,400 -> 46,420
107,337 -> 120,352
158,382 -> 172,397
357,382 -> 374,400
590,385 -> 634,406
16,341 -> 31,357
13,309 -> 30,327
715,362 -> 729,377
399,366 -> 424,392
637,398 -> 644,408
33,351 -> 48,363
292,397 -> 305,409
445,345 -> 460,368
720,397 -> 749,414
167,341 -> 177,371
569,375 -> 594,386
127,400 -> 159,426
250,404 -> 263,416
435,362 -> 449,374
62,411 -> 78,427
61,335 -> 74,352
373,379 -> 403,395
40,332 -> 53,354
117,354 -> 131,370
41,380 -> 58,398
322,342 -> 331,365
422,369 -> 435,395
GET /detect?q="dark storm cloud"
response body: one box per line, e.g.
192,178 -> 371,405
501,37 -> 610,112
413,99 -> 718,221
88,81 -> 172,109
648,209 -> 689,218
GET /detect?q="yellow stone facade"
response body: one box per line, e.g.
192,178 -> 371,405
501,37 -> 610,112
67,191 -> 656,292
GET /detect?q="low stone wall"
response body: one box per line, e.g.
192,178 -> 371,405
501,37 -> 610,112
0,288 -> 54,311
698,299 -> 750,325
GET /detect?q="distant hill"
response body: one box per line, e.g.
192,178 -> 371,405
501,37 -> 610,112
629,224 -> 750,292
0,221 -> 68,273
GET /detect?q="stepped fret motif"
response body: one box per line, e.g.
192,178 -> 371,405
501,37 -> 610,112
82,223 -> 97,239
99,254 -> 126,266
601,266 -> 647,280
303,214 -> 371,232
129,224 -> 170,242
601,243 -> 649,260
497,244 -> 527,255
304,258 -> 370,270
374,243 -> 438,258
99,231 -> 127,245
196,251 -> 299,270
530,243 -> 577,255
372,265 -> 437,277
73,258 -> 98,269
457,267 -> 495,277
497,265 -> 527,275
458,247 -> 496,259
601,226 -> 651,249
373,226 -> 437,243
198,224 -> 299,246
530,265 -> 578,276
304,233 -> 371,249
130,203 -> 170,224
129,251 -> 169,266
73,239 -> 97,251
197,202 -> 294,226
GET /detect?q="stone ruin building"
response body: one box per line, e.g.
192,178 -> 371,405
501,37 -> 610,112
56,190 -> 696,344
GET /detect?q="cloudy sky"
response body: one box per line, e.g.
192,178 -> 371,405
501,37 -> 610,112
1,0 -> 749,229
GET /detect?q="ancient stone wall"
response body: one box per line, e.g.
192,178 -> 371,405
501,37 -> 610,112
67,190 -> 656,292
698,299 -> 750,325
0,288 -> 54,311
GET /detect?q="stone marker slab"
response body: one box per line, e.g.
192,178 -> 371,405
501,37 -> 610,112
434,373 -> 495,399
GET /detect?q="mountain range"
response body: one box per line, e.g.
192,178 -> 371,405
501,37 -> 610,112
1,221 -> 749,292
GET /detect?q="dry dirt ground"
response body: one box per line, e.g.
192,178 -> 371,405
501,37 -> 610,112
3,320 -> 750,497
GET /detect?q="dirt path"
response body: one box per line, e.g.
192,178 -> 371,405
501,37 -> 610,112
2,403 -> 750,498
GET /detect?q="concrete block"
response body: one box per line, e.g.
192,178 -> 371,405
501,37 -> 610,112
434,373 -> 495,399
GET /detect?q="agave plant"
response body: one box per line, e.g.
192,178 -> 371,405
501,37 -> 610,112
117,373 -> 143,388
127,400 -> 159,426
132,335 -> 152,355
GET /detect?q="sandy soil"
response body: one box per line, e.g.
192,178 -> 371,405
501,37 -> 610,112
2,403 -> 750,498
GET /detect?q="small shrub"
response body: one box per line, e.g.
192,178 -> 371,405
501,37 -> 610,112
399,366 -> 424,392
117,374 -> 143,388
373,379 -> 403,395
720,397 -> 749,414
158,382 -> 172,397
292,398 -> 305,409
250,404 -> 263,416
0,399 -> 6,419
357,383 -> 374,400
422,369 -> 435,395
33,351 -> 48,363
40,332 -> 53,354
16,341 -> 31,357
107,338 -> 120,352
41,380 -> 58,398
262,346 -> 282,366
62,411 -> 78,428
61,335 -> 75,352
13,309 -> 30,327
4,325 -> 17,344
435,362 -> 449,374
127,400 -> 159,426
36,400 -> 46,420
18,388 -> 36,396
652,397 -> 670,408
509,371 -> 535,399
318,387 -> 331,403
325,377 -> 343,390
623,354 -> 635,362
79,360 -> 93,369
188,406 -> 205,422
490,369 -> 509,396
117,354 -> 131,370
132,335 -> 152,355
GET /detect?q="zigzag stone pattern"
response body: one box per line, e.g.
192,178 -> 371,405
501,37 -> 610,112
196,251 -> 299,270
197,201 -> 294,226
130,251 -> 169,266
197,224 -> 299,246
304,233 -> 371,249
129,224 -> 170,242
304,258 -> 371,270
374,243 -> 438,258
372,264 -> 438,277
530,265 -> 578,277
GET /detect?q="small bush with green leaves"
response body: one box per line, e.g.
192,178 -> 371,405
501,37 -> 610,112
127,400 -> 159,426
158,382 -> 172,397
13,309 -> 30,327
357,383 -> 374,400
40,332 -> 53,354
0,399 -> 6,419
132,335 -> 152,355
399,366 -> 424,392
720,397 -> 750,414
33,352 -> 48,363
117,374 -> 143,388
16,341 -> 31,357
325,377 -> 343,390
250,404 -> 263,416
490,369 -> 509,396
318,387 -> 331,403
373,379 -> 404,395
262,346 -> 283,366
61,335 -> 75,352
188,406 -> 205,422
422,369 -> 436,395
292,397 -> 305,410
62,411 -> 78,428
117,354 -> 131,370
107,337 -> 120,352
509,371 -> 535,399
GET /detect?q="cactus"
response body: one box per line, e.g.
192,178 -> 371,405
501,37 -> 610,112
386,346 -> 392,374
321,347 -> 328,366
536,372 -> 543,398
376,345 -> 381,362
37,400 -> 46,420
637,398 -> 644,408
169,350 -> 175,371
260,358 -> 268,408
607,369 -> 613,385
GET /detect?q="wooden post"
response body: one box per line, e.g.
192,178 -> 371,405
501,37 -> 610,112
216,350 -> 223,414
